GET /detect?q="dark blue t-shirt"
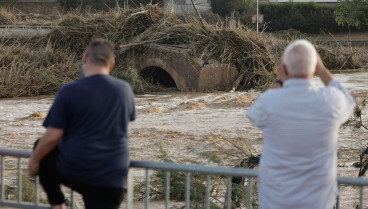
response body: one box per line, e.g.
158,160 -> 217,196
43,74 -> 135,188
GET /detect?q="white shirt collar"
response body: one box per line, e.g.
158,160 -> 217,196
283,78 -> 314,88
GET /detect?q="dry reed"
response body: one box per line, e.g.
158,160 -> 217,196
0,8 -> 18,25
0,40 -> 79,98
264,29 -> 362,70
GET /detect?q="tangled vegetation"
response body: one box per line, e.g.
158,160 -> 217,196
0,5 -> 365,98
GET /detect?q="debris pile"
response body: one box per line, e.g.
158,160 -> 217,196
316,45 -> 361,70
44,5 -> 277,90
0,5 -> 365,98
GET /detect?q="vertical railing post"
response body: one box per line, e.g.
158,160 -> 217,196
70,190 -> 74,209
34,176 -> 39,206
165,171 -> 170,209
17,157 -> 22,203
145,169 -> 150,209
360,186 -> 363,209
185,173 -> 190,209
127,169 -> 134,209
336,184 -> 340,209
205,175 -> 210,209
1,156 -> 4,201
226,176 -> 232,209
248,178 -> 253,209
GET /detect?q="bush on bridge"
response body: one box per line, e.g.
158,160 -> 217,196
260,2 -> 342,33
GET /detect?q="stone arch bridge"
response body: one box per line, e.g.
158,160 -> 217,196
125,44 -> 239,91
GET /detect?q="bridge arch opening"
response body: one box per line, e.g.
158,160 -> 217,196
139,66 -> 178,90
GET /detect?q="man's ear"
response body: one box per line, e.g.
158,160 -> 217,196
82,53 -> 88,64
314,63 -> 318,75
108,60 -> 115,72
283,64 -> 289,76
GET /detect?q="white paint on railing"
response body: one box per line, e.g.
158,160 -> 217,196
0,25 -> 51,37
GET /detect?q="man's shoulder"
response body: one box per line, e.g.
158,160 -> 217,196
64,75 -> 130,88
106,76 -> 134,94
56,81 -> 78,95
107,75 -> 131,87
60,79 -> 83,89
258,88 -> 284,100
58,76 -> 134,98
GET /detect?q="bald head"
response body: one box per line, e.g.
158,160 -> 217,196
283,40 -> 317,77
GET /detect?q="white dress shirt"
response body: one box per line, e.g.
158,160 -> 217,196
247,79 -> 355,209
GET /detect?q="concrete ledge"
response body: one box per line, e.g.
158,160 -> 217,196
198,64 -> 238,91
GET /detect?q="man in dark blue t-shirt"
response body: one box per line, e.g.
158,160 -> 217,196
28,39 -> 135,209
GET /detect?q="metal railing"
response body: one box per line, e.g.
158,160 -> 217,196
1,149 -> 45,208
0,25 -> 50,29
129,161 -> 258,209
1,148 -> 368,209
0,148 -> 74,209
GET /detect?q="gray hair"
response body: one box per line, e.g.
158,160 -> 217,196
86,39 -> 115,67
283,40 -> 317,77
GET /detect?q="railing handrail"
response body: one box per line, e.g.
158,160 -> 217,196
0,148 -> 32,158
0,147 -> 368,185
131,161 -> 259,177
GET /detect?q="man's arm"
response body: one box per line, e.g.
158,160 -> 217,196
316,54 -> 355,122
247,55 -> 286,126
28,127 -> 64,177
246,93 -> 268,128
316,55 -> 333,86
270,54 -> 287,89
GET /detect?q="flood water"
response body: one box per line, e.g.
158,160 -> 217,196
312,72 -> 368,91
0,71 -> 367,208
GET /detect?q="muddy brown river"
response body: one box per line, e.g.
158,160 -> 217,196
0,72 -> 367,208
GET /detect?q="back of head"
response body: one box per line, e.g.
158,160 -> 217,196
283,40 -> 317,77
86,39 -> 115,67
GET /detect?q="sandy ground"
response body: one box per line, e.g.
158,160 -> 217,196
0,72 -> 368,208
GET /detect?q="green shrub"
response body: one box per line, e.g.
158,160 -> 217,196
57,0 -> 119,10
335,0 -> 368,29
4,171 -> 47,203
126,0 -> 162,7
211,0 -> 368,33
149,146 -> 223,208
210,0 -> 256,26
260,2 -> 345,33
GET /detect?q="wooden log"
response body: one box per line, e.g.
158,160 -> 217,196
229,72 -> 245,92
190,0 -> 206,30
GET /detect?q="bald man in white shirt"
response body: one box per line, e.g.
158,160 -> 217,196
247,40 -> 355,209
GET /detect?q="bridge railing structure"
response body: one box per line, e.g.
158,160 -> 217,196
0,25 -> 50,29
1,148 -> 368,209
